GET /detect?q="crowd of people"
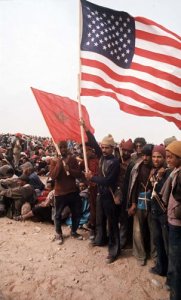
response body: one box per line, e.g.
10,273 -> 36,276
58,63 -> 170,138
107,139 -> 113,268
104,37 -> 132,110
0,130 -> 180,300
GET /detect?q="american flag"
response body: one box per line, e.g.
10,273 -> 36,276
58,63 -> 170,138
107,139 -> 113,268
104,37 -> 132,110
80,0 -> 181,129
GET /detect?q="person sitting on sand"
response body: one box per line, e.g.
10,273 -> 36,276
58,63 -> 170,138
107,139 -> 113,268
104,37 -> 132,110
0,174 -> 36,218
14,179 -> 55,223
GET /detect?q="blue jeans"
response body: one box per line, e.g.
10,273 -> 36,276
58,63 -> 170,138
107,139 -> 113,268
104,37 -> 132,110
168,224 -> 181,300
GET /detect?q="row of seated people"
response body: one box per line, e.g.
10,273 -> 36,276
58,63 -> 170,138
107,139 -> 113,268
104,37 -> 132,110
0,172 -> 90,229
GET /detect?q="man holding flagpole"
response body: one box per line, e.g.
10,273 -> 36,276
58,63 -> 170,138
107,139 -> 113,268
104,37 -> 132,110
50,141 -> 83,244
84,132 -> 121,264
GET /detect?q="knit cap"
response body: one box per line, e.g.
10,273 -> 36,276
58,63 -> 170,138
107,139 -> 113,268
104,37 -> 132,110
152,145 -> 166,158
120,139 -> 134,152
164,136 -> 177,147
15,133 -> 22,138
166,141 -> 181,158
101,134 -> 115,147
142,144 -> 154,156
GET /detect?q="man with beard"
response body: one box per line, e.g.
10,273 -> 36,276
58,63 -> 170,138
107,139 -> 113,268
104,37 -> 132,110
128,144 -> 155,266
117,139 -> 135,249
85,134 -> 120,264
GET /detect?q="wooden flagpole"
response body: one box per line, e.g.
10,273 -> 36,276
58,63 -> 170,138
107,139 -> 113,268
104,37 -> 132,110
77,0 -> 88,173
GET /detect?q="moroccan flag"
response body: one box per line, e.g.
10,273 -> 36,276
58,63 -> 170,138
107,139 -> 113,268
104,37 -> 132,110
31,87 -> 94,143
80,0 -> 181,129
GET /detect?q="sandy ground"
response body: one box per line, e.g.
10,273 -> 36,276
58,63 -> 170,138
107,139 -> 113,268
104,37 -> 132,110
0,217 -> 170,300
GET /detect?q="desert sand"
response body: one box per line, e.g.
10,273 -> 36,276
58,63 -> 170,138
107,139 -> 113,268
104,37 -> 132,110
0,217 -> 169,300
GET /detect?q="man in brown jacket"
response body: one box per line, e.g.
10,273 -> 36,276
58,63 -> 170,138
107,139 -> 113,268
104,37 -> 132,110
50,141 -> 83,244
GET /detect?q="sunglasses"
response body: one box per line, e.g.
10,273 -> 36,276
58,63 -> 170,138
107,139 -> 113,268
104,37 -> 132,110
135,144 -> 142,148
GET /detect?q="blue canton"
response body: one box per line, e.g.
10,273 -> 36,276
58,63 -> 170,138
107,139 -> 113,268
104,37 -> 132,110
81,0 -> 135,68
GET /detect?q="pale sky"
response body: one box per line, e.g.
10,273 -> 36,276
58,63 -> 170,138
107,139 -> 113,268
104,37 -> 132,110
0,0 -> 180,144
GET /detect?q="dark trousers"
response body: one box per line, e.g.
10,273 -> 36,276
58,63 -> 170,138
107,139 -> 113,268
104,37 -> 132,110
4,196 -> 24,218
32,205 -> 52,222
95,194 -> 120,258
168,224 -> 181,300
55,192 -> 82,234
152,212 -> 169,275
119,203 -> 133,249
88,185 -> 97,228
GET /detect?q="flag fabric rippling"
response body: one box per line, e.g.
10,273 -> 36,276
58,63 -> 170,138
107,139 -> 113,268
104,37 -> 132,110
80,0 -> 181,129
31,87 -> 94,143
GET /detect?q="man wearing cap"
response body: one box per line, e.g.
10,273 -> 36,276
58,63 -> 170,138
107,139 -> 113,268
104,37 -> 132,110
85,134 -> 120,264
127,144 -> 155,266
162,141 -> 181,300
117,139 -> 135,249
163,136 -> 177,147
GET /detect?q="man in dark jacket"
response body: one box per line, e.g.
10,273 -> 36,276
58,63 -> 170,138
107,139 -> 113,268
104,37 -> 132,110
118,139 -> 135,249
85,134 -> 120,264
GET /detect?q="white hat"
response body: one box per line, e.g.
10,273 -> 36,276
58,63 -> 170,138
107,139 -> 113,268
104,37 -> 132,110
101,134 -> 115,147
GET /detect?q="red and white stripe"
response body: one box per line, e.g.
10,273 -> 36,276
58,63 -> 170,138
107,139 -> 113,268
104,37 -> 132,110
81,16 -> 181,129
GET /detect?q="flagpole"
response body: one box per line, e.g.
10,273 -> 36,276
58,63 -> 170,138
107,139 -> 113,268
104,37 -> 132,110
77,0 -> 89,173
52,138 -> 60,156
